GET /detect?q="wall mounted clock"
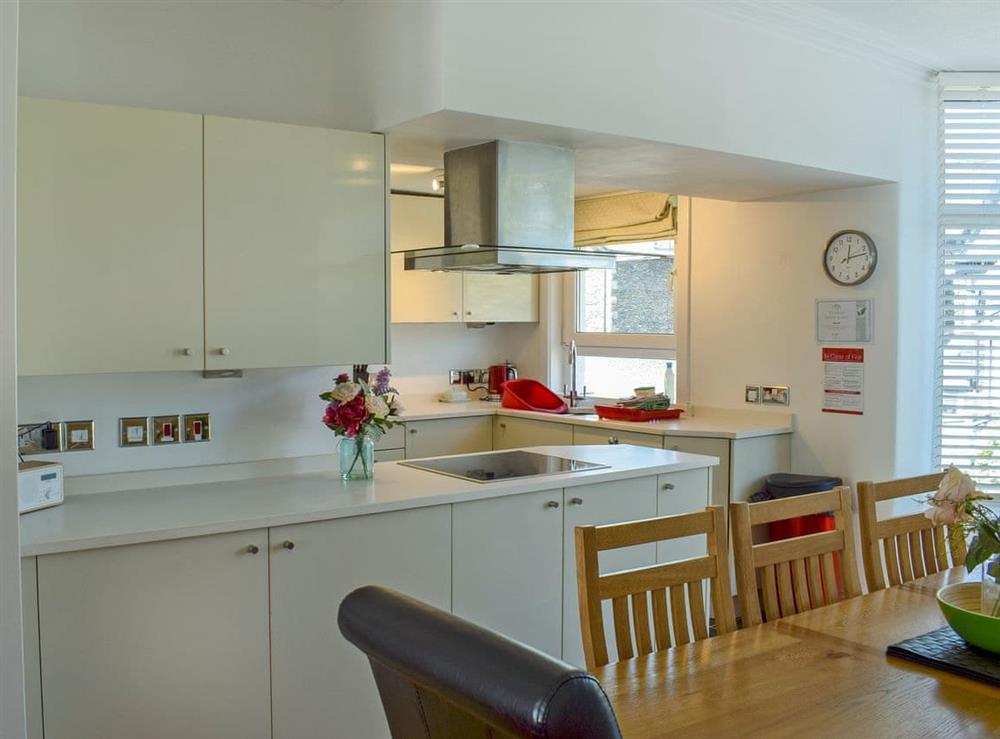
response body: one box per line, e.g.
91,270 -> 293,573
823,230 -> 877,286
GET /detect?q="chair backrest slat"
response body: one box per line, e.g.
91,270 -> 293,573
857,473 -> 967,591
731,487 -> 861,626
575,506 -> 736,670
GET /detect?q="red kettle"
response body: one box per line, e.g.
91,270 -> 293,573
487,362 -> 518,401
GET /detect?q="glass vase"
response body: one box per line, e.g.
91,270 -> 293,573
339,434 -> 375,481
983,555 -> 1000,618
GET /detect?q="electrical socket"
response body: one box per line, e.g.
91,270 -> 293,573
18,422 -> 62,455
63,420 -> 95,451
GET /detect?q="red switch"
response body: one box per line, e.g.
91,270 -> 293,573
163,422 -> 173,438
193,420 -> 202,436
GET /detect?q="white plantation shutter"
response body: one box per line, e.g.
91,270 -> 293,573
937,75 -> 1000,491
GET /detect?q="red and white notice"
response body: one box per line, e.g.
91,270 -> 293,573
822,347 -> 864,416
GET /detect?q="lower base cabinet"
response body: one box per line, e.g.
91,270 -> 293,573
269,506 -> 452,739
37,531 -> 271,739
452,490 -> 564,656
21,558 -> 42,739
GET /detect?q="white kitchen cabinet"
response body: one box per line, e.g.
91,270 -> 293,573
204,115 -> 387,369
37,531 -> 271,739
663,436 -> 731,510
405,416 -> 493,458
390,194 -> 463,323
452,490 -> 563,656
573,426 -> 662,448
656,468 -> 712,562
269,506 -> 452,739
21,558 -> 41,739
390,193 -> 539,323
17,98 -> 204,375
561,477 -> 658,667
493,415 -> 573,449
462,272 -> 539,322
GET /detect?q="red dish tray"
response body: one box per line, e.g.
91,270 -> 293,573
594,405 -> 684,422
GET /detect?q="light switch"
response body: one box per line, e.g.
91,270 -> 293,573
182,413 -> 211,443
63,420 -> 95,451
119,417 -> 149,447
152,415 -> 181,445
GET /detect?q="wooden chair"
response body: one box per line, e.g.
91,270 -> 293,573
731,487 -> 862,627
857,472 -> 967,591
574,506 -> 736,671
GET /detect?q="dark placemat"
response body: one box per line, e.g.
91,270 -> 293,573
887,626 -> 1000,687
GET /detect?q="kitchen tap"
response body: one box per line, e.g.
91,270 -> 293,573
562,339 -> 588,408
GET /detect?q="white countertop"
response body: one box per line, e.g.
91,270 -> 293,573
399,396 -> 794,439
19,445 -> 717,557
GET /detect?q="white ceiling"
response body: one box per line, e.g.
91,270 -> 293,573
752,0 -> 1000,72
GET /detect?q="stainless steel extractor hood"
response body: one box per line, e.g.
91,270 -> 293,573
402,140 -> 651,274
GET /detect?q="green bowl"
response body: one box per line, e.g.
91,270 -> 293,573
937,582 -> 1000,654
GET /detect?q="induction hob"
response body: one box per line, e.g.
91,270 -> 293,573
400,450 -> 609,483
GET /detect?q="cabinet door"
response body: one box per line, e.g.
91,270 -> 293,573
493,416 -> 573,449
390,194 -> 462,323
37,531 -> 271,739
463,273 -> 539,322
405,416 -> 493,458
270,506 -> 451,739
664,436 -> 731,509
17,98 -> 204,375
204,116 -> 386,369
562,477 -> 657,667
656,468 -> 711,562
453,490 -> 563,656
573,427 -> 662,448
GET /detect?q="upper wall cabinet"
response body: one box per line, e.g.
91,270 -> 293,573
390,193 -> 539,324
204,116 -> 387,370
17,98 -> 205,375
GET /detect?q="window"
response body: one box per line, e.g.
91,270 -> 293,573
936,76 -> 1000,491
564,239 -> 677,400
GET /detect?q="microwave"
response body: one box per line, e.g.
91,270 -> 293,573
18,461 -> 64,514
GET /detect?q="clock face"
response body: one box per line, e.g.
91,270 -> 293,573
824,230 -> 877,286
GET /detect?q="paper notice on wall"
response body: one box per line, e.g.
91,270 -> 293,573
822,347 -> 864,415
816,299 -> 872,343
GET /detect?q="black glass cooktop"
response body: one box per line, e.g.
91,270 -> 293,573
400,450 -> 608,483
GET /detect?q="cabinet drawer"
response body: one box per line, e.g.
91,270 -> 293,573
656,468 -> 712,562
573,426 -> 662,448
493,416 -> 573,449
375,425 -> 404,451
405,416 -> 493,459
663,436 -> 730,509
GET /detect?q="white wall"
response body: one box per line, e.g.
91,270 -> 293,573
0,0 -> 25,735
689,184 -> 901,486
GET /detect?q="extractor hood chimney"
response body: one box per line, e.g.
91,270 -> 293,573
403,140 -> 634,274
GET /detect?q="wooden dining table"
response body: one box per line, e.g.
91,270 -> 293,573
595,568 -> 1000,737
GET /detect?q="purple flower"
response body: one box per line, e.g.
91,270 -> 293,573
374,367 -> 393,394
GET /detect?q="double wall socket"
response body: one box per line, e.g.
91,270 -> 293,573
18,420 -> 94,454
449,368 -> 488,386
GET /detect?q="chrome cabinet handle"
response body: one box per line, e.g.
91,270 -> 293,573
282,540 -> 295,550
569,497 -> 583,506
218,347 -> 231,356
408,428 -> 418,434
246,544 -> 260,554
608,436 -> 620,445
662,483 -> 675,491
544,500 -> 560,509
182,348 -> 193,356
498,422 -> 507,429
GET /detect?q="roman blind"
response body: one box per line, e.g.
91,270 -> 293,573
937,74 -> 1000,491
574,192 -> 677,247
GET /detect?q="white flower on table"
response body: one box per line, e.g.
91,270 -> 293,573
330,382 -> 361,403
365,394 -> 390,419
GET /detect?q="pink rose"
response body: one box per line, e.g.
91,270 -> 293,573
935,466 -> 977,504
331,394 -> 369,437
925,503 -> 960,526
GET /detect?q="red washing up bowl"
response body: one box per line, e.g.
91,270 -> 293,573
500,379 -> 568,414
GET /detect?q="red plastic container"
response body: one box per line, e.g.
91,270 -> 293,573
594,405 -> 683,422
769,514 -> 841,594
500,379 -> 568,414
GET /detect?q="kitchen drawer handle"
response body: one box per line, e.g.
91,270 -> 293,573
245,544 -> 260,554
282,540 -> 295,550
408,428 -> 418,434
218,347 -> 231,356
608,436 -> 619,445
569,497 -> 583,506
499,422 -> 507,429
544,500 -> 560,509
662,483 -> 675,491
182,347 -> 193,357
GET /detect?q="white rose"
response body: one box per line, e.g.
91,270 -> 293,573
936,465 -> 977,504
365,395 -> 389,418
330,382 -> 361,403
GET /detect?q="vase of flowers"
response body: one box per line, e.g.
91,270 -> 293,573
925,466 -> 1000,616
321,367 -> 403,481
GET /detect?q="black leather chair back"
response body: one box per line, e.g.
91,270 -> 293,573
338,585 -> 623,739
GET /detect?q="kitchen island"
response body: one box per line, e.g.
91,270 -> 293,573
20,445 -> 716,739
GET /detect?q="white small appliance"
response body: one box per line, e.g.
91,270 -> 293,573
17,461 -> 64,513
